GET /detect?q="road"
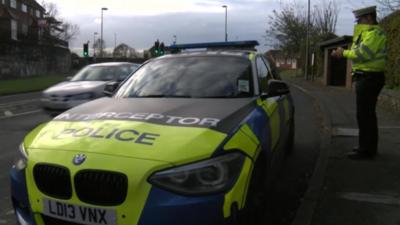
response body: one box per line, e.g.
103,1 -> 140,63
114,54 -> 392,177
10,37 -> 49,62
0,85 -> 322,225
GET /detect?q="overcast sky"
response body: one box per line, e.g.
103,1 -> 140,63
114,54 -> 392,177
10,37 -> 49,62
42,0 -> 376,54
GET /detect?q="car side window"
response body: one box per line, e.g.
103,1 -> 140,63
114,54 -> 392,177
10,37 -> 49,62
262,57 -> 279,80
256,56 -> 272,93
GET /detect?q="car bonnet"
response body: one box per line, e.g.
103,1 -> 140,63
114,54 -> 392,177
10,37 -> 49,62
25,97 -> 257,164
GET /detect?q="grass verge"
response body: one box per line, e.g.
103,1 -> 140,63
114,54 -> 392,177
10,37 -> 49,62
279,69 -> 302,79
0,75 -> 66,95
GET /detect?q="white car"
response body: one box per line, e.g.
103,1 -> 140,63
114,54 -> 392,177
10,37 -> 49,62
41,62 -> 140,115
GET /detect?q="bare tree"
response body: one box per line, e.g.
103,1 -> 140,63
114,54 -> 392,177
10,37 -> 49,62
58,23 -> 80,42
265,1 -> 310,55
376,0 -> 400,14
93,39 -> 106,56
41,1 -> 80,42
314,0 -> 339,36
41,1 -> 58,18
265,0 -> 339,56
113,44 -> 139,58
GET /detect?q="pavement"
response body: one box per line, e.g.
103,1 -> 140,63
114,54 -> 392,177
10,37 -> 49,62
288,78 -> 400,225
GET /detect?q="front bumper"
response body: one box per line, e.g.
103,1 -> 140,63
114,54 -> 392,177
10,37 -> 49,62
10,149 -> 252,225
40,98 -> 90,113
10,166 -> 36,225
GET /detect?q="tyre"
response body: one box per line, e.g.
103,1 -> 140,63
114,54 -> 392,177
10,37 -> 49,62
235,155 -> 269,225
285,117 -> 295,156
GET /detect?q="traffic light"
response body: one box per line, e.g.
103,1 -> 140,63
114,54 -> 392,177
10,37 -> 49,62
83,43 -> 89,57
154,40 -> 160,56
160,42 -> 165,55
153,40 -> 166,57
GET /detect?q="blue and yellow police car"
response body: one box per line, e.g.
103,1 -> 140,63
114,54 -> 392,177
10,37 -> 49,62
10,41 -> 295,225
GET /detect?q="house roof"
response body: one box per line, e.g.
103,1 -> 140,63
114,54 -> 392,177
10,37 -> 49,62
265,49 -> 298,59
318,36 -> 353,49
21,0 -> 45,12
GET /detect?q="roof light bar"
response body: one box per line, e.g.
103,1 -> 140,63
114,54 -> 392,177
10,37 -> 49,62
168,40 -> 259,50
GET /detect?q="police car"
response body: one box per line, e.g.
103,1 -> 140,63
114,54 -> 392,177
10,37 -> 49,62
10,41 -> 295,225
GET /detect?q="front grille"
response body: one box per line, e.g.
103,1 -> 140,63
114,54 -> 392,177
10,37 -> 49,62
74,170 -> 128,206
42,215 -> 84,225
33,164 -> 72,199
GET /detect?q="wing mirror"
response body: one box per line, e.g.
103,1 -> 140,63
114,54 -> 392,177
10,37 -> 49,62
261,80 -> 290,99
103,81 -> 120,97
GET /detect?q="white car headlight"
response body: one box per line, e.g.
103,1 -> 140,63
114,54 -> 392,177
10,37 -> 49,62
149,152 -> 245,195
14,143 -> 28,171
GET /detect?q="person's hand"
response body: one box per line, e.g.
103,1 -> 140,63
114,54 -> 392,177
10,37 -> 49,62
331,47 -> 344,58
336,47 -> 344,57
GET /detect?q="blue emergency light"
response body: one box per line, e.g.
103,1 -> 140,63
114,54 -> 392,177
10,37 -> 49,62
168,40 -> 259,51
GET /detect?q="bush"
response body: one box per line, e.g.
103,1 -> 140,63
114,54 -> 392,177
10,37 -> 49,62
381,10 -> 400,89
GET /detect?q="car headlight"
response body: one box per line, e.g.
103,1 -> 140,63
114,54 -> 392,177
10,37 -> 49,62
149,152 -> 245,195
14,143 -> 28,171
69,92 -> 94,100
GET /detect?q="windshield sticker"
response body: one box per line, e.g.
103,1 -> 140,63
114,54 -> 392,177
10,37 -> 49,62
54,112 -> 220,127
238,80 -> 250,93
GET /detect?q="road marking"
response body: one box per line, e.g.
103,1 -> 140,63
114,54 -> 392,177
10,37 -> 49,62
0,99 -> 40,108
5,210 -> 14,215
0,109 -> 42,120
4,110 -> 13,116
0,92 -> 40,100
290,83 -> 311,95
339,192 -> 400,206
379,126 -> 400,129
332,127 -> 400,137
332,128 -> 358,137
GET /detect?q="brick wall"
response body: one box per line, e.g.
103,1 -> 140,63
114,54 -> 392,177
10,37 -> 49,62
0,41 -> 71,78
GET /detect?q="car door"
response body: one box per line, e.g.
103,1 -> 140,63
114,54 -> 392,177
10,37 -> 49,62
256,56 -> 284,176
256,56 -> 281,152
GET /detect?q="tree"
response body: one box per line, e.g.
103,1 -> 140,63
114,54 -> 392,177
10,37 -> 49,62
375,0 -> 400,14
314,0 -> 339,37
113,43 -> 139,58
41,1 -> 80,42
265,1 -> 309,56
93,38 -> 106,56
265,0 -> 339,58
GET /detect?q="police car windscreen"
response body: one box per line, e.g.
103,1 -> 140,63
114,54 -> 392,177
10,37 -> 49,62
115,56 -> 254,98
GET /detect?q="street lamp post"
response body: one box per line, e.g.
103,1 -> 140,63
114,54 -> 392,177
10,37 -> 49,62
93,32 -> 98,57
304,0 -> 310,80
100,7 -> 108,57
173,35 -> 177,45
222,5 -> 228,42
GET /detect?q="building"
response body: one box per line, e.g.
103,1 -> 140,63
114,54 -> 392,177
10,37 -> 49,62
0,0 -> 71,78
265,50 -> 298,70
0,0 -> 46,42
318,36 -> 353,89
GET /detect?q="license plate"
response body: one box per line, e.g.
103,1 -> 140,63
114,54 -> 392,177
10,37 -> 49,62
43,198 -> 117,225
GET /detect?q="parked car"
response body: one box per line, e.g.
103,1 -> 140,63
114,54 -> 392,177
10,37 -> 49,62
41,62 -> 140,115
11,41 -> 294,225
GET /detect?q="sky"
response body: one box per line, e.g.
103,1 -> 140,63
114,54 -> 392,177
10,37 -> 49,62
42,0 -> 377,54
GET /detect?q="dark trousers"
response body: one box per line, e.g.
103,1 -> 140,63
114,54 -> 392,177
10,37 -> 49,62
354,73 -> 385,155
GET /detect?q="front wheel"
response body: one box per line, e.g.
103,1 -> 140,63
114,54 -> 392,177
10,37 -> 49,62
235,156 -> 269,225
285,117 -> 295,156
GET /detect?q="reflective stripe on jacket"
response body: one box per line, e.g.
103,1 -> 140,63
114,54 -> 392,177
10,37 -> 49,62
343,24 -> 387,73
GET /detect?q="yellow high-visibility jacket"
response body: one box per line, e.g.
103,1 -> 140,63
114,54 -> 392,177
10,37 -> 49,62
343,24 -> 387,73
